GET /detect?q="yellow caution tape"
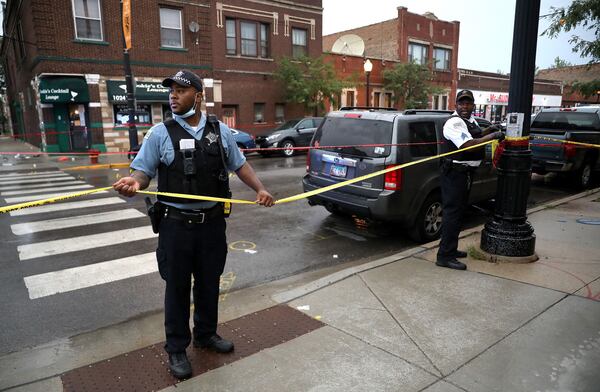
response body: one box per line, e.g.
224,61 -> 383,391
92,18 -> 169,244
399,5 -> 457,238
0,187 -> 113,214
531,135 -> 600,148
505,136 -> 530,142
0,141 -> 494,212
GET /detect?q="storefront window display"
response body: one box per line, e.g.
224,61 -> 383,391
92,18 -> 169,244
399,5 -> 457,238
113,104 -> 151,126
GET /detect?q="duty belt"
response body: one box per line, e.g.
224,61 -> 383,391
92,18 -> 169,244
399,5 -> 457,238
163,204 -> 223,224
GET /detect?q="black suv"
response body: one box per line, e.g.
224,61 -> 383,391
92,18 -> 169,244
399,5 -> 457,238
302,108 -> 497,243
256,117 -> 323,157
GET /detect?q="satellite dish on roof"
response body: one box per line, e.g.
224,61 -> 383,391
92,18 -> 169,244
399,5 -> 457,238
331,34 -> 365,56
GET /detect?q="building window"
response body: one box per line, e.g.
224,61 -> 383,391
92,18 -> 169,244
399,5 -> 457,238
384,93 -> 392,108
241,21 -> 258,56
113,104 -> 151,126
346,90 -> 355,107
408,43 -> 428,65
225,19 -> 236,55
260,23 -> 269,58
275,103 -> 285,123
72,0 -> 103,41
160,8 -> 183,48
433,48 -> 451,70
254,103 -> 265,123
374,92 -> 381,107
292,28 -> 307,57
432,94 -> 449,110
227,20 -> 269,58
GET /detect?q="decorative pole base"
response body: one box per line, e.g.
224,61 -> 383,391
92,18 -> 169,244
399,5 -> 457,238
480,219 -> 536,257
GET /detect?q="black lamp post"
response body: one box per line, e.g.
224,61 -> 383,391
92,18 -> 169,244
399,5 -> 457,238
480,0 -> 541,258
364,59 -> 373,107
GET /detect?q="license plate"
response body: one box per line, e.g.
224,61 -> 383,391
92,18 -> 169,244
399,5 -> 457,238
330,164 -> 347,178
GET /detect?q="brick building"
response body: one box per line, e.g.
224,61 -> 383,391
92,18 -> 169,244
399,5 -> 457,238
1,0 -> 322,152
322,6 -> 459,110
458,68 -> 563,122
537,63 -> 600,107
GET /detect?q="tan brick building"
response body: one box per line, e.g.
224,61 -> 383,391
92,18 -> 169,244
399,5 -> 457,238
1,0 -> 322,152
537,63 -> 600,107
323,6 -> 459,110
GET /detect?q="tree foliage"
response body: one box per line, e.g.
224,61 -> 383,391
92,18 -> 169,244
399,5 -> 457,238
550,56 -> 573,68
382,62 -> 441,109
572,79 -> 600,98
542,0 -> 600,62
274,56 -> 349,116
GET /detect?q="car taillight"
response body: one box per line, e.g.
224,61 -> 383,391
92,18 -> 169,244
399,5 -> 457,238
384,165 -> 402,190
563,143 -> 577,158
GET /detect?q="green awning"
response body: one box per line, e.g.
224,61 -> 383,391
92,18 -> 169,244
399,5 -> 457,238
39,77 -> 90,103
106,80 -> 169,103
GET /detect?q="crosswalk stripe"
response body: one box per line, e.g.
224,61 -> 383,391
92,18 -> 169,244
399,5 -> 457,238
9,197 -> 126,216
1,184 -> 94,196
4,190 -> 108,204
0,163 -> 58,171
18,226 -> 156,260
0,173 -> 69,181
0,180 -> 87,192
0,171 -> 62,179
11,209 -> 146,235
0,176 -> 75,185
23,252 -> 157,299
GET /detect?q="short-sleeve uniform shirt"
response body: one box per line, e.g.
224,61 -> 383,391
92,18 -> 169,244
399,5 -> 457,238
131,113 -> 246,209
443,112 -> 481,167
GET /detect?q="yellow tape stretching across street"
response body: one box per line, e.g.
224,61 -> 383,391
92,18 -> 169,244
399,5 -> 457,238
0,141 -> 496,213
530,135 -> 600,148
0,187 -> 113,214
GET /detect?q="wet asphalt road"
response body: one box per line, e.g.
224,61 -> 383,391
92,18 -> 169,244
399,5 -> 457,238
0,153 -> 580,355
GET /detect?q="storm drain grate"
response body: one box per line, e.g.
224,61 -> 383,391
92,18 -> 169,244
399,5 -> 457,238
61,305 -> 324,392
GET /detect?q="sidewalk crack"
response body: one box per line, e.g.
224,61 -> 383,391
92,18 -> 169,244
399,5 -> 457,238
357,274 -> 444,376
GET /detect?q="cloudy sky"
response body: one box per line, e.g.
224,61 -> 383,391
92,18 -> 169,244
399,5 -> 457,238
322,0 -> 594,73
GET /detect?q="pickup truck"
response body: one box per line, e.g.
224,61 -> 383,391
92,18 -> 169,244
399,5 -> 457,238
530,107 -> 600,188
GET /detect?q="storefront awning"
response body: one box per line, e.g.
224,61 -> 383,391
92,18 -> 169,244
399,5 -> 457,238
39,77 -> 90,103
106,80 -> 169,103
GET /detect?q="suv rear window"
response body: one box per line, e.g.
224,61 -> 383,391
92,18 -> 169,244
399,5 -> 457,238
531,112 -> 600,131
313,117 -> 394,157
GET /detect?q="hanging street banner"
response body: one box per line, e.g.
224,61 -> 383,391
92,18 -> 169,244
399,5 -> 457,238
123,0 -> 132,50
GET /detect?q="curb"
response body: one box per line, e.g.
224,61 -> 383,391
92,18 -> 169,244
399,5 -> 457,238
271,186 -> 600,304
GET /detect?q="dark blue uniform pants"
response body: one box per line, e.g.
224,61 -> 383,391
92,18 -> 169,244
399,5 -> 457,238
437,166 -> 470,262
157,215 -> 227,354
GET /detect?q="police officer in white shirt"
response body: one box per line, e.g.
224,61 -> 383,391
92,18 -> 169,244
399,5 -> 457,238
436,90 -> 504,270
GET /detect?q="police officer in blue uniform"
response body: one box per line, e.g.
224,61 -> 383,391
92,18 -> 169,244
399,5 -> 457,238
113,70 -> 273,379
436,89 -> 503,271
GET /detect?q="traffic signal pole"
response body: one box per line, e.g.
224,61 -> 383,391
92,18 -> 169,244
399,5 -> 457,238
480,0 -> 541,258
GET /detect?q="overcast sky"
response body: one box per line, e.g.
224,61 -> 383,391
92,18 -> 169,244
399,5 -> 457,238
322,0 -> 594,73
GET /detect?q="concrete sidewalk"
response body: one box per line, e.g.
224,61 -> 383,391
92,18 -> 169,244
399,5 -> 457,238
2,135 -> 599,391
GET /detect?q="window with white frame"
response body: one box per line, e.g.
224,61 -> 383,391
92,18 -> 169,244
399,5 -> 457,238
254,103 -> 265,123
225,19 -> 236,55
408,43 -> 428,65
433,48 -> 451,70
72,0 -> 103,41
292,28 -> 307,57
160,8 -> 183,48
275,103 -> 285,123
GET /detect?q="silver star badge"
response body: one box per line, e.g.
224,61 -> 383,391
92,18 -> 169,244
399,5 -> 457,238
205,133 -> 218,145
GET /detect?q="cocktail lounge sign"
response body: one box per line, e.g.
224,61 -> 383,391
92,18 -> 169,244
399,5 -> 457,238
106,80 -> 169,102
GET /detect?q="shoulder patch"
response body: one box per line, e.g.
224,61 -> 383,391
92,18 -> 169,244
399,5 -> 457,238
143,127 -> 154,140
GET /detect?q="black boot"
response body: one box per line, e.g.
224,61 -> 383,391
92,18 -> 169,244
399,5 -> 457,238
168,352 -> 192,379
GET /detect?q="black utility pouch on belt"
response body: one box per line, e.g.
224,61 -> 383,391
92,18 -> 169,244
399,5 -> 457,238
145,197 -> 162,234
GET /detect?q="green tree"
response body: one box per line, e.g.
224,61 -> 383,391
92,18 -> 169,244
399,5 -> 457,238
542,0 -> 600,62
274,56 -> 349,116
550,56 -> 573,68
382,62 -> 441,109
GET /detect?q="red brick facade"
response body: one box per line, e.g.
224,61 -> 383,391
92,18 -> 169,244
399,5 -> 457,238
1,0 -> 322,151
322,7 -> 460,110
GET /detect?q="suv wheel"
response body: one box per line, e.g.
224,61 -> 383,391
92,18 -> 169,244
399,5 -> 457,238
409,193 -> 443,243
575,161 -> 593,189
281,140 -> 296,157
